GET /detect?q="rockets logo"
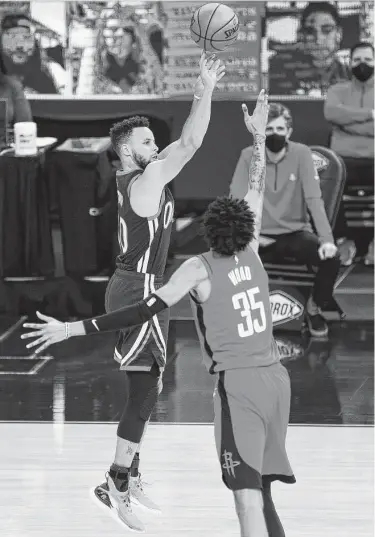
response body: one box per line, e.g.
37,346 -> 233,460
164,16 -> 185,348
222,450 -> 240,477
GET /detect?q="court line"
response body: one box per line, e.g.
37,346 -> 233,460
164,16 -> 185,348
0,421 -> 372,427
0,316 -> 28,343
0,355 -> 54,375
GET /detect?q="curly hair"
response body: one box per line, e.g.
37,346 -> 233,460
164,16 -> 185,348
109,115 -> 149,155
202,196 -> 256,256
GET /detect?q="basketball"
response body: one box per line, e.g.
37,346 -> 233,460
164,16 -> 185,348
190,3 -> 239,52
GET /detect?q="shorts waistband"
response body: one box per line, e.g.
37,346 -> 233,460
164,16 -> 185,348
114,266 -> 164,282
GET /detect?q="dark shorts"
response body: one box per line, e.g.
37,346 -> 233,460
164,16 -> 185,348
105,268 -> 170,372
214,361 -> 296,491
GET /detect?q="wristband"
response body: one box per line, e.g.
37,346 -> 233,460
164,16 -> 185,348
193,94 -> 201,100
65,322 -> 71,340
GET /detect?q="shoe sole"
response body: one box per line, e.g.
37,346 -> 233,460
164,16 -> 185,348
305,317 -> 328,338
306,323 -> 329,338
90,486 -> 146,533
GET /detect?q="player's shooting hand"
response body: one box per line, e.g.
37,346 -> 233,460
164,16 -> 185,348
199,51 -> 225,92
318,242 -> 337,260
21,311 -> 67,354
242,89 -> 269,137
194,53 -> 218,97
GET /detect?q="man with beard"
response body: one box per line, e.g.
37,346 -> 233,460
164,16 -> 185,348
230,102 -> 340,338
324,42 -> 374,266
0,14 -> 61,94
20,52 -> 224,533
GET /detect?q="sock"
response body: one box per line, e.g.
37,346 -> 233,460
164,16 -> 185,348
130,453 -> 140,478
109,463 -> 130,492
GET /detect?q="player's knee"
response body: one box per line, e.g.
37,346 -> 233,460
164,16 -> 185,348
233,488 -> 264,514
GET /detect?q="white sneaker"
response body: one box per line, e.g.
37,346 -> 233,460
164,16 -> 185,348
91,475 -> 145,532
130,474 -> 161,513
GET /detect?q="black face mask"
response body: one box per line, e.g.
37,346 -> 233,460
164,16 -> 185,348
265,133 -> 287,153
351,63 -> 374,82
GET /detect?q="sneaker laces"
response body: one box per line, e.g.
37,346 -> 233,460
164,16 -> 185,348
120,491 -> 132,508
133,474 -> 144,491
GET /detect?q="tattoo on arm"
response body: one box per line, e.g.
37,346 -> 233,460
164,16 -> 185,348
248,133 -> 266,194
246,133 -> 266,246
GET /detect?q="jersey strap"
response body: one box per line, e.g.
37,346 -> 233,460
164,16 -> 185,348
197,253 -> 213,276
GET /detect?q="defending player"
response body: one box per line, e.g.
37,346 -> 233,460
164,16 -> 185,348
23,90 -> 295,537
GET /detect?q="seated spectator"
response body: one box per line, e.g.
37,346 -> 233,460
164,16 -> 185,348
0,55 -> 32,145
324,42 -> 374,265
230,103 -> 340,338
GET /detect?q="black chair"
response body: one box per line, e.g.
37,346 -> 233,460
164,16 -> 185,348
263,145 -> 347,319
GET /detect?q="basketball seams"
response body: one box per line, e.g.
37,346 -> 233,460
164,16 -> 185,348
197,5 -> 202,36
190,26 -> 238,43
190,3 -> 239,52
204,3 -> 222,42
210,13 -> 236,41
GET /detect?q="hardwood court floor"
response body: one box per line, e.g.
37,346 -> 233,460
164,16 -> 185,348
0,423 -> 373,537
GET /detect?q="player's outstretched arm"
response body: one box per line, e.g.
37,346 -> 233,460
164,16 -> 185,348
243,90 -> 269,254
156,68 -> 214,161
21,258 -> 209,355
138,53 -> 225,190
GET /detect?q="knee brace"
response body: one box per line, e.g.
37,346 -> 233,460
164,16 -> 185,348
139,384 -> 160,421
117,369 -> 162,442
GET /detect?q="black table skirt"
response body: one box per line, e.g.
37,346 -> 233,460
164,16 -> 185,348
0,152 -> 54,277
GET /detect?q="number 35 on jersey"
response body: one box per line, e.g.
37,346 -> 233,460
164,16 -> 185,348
232,287 -> 267,338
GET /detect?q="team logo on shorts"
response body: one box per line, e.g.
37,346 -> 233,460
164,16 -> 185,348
270,291 -> 304,325
222,450 -> 240,477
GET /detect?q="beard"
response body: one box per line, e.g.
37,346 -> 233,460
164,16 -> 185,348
132,151 -> 151,170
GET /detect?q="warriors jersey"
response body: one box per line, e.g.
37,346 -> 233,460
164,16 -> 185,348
190,248 -> 280,374
116,169 -> 174,276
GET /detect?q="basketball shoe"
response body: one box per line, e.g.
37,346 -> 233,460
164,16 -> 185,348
130,473 -> 161,513
91,475 -> 145,532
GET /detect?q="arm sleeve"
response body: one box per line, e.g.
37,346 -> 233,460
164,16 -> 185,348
82,294 -> 168,334
11,79 -> 32,123
324,85 -> 373,125
299,146 -> 334,244
229,149 -> 250,199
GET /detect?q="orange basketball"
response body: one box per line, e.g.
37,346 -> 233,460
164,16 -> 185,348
190,3 -> 239,52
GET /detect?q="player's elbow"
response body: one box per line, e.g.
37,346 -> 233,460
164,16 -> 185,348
180,135 -> 201,154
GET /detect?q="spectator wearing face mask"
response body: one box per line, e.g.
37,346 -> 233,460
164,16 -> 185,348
324,42 -> 374,266
230,103 -> 340,338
